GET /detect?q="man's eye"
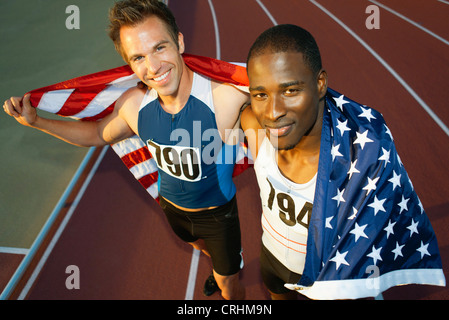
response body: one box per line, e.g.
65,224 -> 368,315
252,93 -> 267,99
284,89 -> 299,95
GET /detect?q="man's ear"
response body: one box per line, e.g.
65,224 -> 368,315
317,69 -> 328,99
178,32 -> 185,54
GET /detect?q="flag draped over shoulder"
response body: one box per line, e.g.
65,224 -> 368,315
287,88 -> 445,299
27,54 -> 251,200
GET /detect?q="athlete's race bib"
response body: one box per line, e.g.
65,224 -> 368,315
146,140 -> 202,182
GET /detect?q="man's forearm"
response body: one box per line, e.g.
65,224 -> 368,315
29,116 -> 107,147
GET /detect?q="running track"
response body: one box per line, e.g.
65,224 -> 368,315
1,0 -> 448,300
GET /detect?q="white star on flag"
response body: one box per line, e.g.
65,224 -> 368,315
384,124 -> 393,140
417,241 -> 431,259
349,222 -> 369,242
326,215 -> 334,229
336,119 -> 351,136
407,218 -> 419,237
368,195 -> 387,216
347,160 -> 360,180
332,188 -> 345,206
347,207 -> 358,220
384,219 -> 396,239
353,130 -> 373,150
388,170 -> 401,191
331,143 -> 343,161
358,106 -> 377,122
397,195 -> 410,214
367,245 -> 383,265
392,242 -> 404,260
378,148 -> 391,167
330,250 -> 350,270
333,95 -> 349,111
363,176 -> 379,195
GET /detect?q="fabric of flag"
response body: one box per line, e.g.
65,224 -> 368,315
26,54 -> 251,201
285,88 -> 446,299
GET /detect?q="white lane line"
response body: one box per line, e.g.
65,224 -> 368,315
310,0 -> 449,138
207,0 -> 221,60
16,146 -> 109,300
255,0 -> 278,25
0,247 -> 30,255
184,248 -> 201,300
369,0 -> 449,46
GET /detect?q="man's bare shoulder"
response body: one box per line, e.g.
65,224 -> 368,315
115,86 -> 148,111
211,79 -> 248,96
211,79 -> 249,121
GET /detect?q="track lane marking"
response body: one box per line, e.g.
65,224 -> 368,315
207,0 -> 221,60
369,0 -> 449,46
310,0 -> 449,138
255,0 -> 278,25
184,248 -> 200,300
0,247 -> 30,255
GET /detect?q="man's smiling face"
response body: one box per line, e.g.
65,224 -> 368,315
120,15 -> 185,98
248,50 -> 327,150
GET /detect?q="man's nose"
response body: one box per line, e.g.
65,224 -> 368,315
265,95 -> 286,122
145,55 -> 161,75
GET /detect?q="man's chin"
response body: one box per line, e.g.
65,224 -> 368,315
275,144 -> 296,151
270,138 -> 296,151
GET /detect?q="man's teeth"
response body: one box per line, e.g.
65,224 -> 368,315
154,71 -> 169,81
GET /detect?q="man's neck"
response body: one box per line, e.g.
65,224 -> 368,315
159,65 -> 193,114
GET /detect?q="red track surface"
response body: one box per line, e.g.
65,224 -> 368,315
2,0 -> 448,300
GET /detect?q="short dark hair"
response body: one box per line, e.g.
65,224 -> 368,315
247,24 -> 322,75
108,0 -> 179,62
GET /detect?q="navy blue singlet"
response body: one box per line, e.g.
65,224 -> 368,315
137,72 -> 237,209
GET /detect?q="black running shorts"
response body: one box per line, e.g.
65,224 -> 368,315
260,244 -> 302,294
159,196 -> 243,276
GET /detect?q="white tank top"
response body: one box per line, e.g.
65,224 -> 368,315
254,137 -> 317,274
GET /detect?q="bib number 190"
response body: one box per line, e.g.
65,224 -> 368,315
147,140 -> 202,182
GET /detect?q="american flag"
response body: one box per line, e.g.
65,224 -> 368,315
27,54 -> 251,201
285,88 -> 446,299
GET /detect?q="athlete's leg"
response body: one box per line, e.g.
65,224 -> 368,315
268,289 -> 298,300
259,244 -> 302,300
195,197 -> 245,300
213,270 -> 245,300
189,238 -> 210,257
189,236 -> 245,299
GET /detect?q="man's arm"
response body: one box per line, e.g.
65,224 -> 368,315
3,88 -> 141,147
212,81 -> 249,145
240,105 -> 265,161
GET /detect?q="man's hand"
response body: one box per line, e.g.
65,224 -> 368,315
3,93 -> 38,127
